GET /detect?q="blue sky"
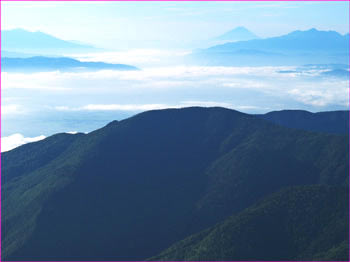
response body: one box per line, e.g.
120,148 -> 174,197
2,1 -> 349,49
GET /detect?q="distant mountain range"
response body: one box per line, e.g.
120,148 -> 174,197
2,107 -> 348,261
2,28 -> 99,55
1,56 -> 139,72
3,28 -> 349,67
190,28 -> 349,66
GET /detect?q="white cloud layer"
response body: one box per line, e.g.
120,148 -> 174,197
2,64 -> 348,117
70,49 -> 191,66
1,133 -> 46,152
2,104 -> 22,115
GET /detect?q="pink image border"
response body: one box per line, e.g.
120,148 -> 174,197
0,0 -> 349,261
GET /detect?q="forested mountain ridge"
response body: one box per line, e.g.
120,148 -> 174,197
150,185 -> 348,261
258,110 -> 349,134
2,107 -> 348,261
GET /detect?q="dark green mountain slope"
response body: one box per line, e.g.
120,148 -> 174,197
187,120 -> 348,233
2,133 -> 85,183
2,107 -> 348,261
150,185 -> 348,261
2,132 -> 88,258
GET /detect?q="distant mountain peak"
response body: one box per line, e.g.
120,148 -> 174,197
231,26 -> 251,32
215,26 -> 259,42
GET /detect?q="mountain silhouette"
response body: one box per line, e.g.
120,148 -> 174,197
2,28 -> 98,55
191,28 -> 349,66
2,107 -> 348,260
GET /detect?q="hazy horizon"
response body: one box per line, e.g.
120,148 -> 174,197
2,2 -> 349,49
1,1 -> 349,152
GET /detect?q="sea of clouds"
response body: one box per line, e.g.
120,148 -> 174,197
2,50 -> 349,151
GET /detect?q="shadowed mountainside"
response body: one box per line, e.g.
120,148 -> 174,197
2,107 -> 348,261
150,185 -> 348,261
